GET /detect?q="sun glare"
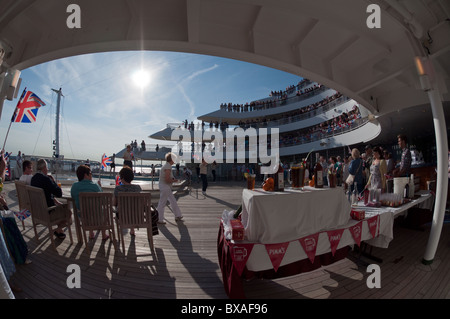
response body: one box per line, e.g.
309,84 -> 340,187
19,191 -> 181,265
132,69 -> 151,88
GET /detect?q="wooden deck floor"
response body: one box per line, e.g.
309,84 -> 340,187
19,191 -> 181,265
3,180 -> 450,299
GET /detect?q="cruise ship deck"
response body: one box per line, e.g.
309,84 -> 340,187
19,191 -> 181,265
4,180 -> 449,300
1,0 -> 450,303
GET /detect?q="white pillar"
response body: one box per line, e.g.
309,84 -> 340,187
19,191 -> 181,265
417,58 -> 448,264
422,86 -> 448,264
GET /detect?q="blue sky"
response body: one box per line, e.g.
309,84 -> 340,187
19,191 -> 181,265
0,51 -> 302,161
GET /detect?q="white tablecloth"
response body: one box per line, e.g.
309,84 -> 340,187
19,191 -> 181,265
238,190 -> 433,272
241,209 -> 390,271
351,190 -> 433,218
241,186 -> 351,244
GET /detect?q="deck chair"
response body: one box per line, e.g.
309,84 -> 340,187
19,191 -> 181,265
25,185 -> 73,250
14,181 -> 29,230
78,192 -> 117,252
116,192 -> 154,253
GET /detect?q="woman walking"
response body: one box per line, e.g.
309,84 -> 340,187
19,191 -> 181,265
157,153 -> 183,224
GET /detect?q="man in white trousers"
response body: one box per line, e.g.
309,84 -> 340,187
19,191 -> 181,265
157,152 -> 183,224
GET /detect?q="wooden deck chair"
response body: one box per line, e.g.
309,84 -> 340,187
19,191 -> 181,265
116,192 -> 154,253
25,185 -> 73,250
78,192 -> 117,252
14,181 -> 29,230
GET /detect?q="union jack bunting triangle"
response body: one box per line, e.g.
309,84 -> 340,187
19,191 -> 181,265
101,153 -> 112,169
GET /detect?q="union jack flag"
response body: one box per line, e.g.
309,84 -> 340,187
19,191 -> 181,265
11,89 -> 46,123
115,175 -> 122,186
101,153 -> 112,170
14,209 -> 31,221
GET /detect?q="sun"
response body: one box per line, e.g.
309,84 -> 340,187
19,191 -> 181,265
131,69 -> 151,88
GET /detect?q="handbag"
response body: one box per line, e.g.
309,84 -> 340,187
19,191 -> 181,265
150,205 -> 159,236
345,173 -> 355,186
346,160 -> 362,186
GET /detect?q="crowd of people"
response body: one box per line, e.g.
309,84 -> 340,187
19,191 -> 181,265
182,119 -> 231,132
219,83 -> 325,113
270,78 -> 311,97
181,90 -> 348,137
280,105 -> 362,147
129,139 -> 148,153
297,134 -> 412,195
236,91 -> 345,130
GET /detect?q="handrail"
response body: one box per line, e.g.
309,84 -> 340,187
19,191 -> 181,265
219,84 -> 329,113
173,94 -> 355,134
249,96 -> 352,128
173,116 -> 370,153
279,116 -> 369,148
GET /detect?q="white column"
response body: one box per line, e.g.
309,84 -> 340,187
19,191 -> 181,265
422,86 -> 448,264
417,58 -> 449,264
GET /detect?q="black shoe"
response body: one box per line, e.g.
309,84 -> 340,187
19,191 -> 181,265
54,231 -> 66,239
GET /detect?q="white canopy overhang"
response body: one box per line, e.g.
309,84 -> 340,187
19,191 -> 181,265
0,0 -> 449,263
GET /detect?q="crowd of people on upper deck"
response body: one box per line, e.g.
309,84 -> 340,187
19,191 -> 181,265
236,91 -> 344,130
270,78 -> 311,97
180,89 -> 350,136
219,80 -> 325,113
279,105 -> 362,147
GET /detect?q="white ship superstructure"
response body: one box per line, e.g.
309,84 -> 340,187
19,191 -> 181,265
150,79 -> 380,162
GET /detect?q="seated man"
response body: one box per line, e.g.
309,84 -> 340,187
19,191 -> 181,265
113,166 -> 159,236
113,166 -> 142,236
70,165 -> 108,240
30,159 -> 70,239
18,160 -> 33,185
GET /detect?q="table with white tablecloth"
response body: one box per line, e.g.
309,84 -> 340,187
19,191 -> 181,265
241,186 -> 351,244
218,187 -> 434,298
241,189 -> 433,271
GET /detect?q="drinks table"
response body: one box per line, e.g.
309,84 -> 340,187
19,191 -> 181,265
218,187 -> 433,298
241,186 -> 351,244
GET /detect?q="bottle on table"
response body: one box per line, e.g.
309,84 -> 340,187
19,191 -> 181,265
352,182 -> 359,205
314,161 -> 323,188
274,164 -> 284,192
408,174 -> 415,198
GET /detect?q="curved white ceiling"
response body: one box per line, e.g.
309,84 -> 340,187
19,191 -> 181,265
1,0 -> 449,117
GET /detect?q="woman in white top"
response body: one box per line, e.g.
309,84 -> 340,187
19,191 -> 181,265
156,153 -> 183,224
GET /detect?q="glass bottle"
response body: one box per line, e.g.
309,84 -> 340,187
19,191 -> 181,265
352,182 -> 358,205
274,164 -> 284,191
408,174 -> 415,198
314,161 -> 323,188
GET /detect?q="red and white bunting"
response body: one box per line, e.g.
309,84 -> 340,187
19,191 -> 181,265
226,214 -> 384,274
230,243 -> 254,276
299,233 -> 320,264
326,229 -> 345,256
349,221 -> 363,247
367,215 -> 380,238
265,242 -> 290,272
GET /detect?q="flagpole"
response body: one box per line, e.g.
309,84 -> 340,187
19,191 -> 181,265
2,121 -> 13,151
98,154 -> 103,183
2,87 -> 26,151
